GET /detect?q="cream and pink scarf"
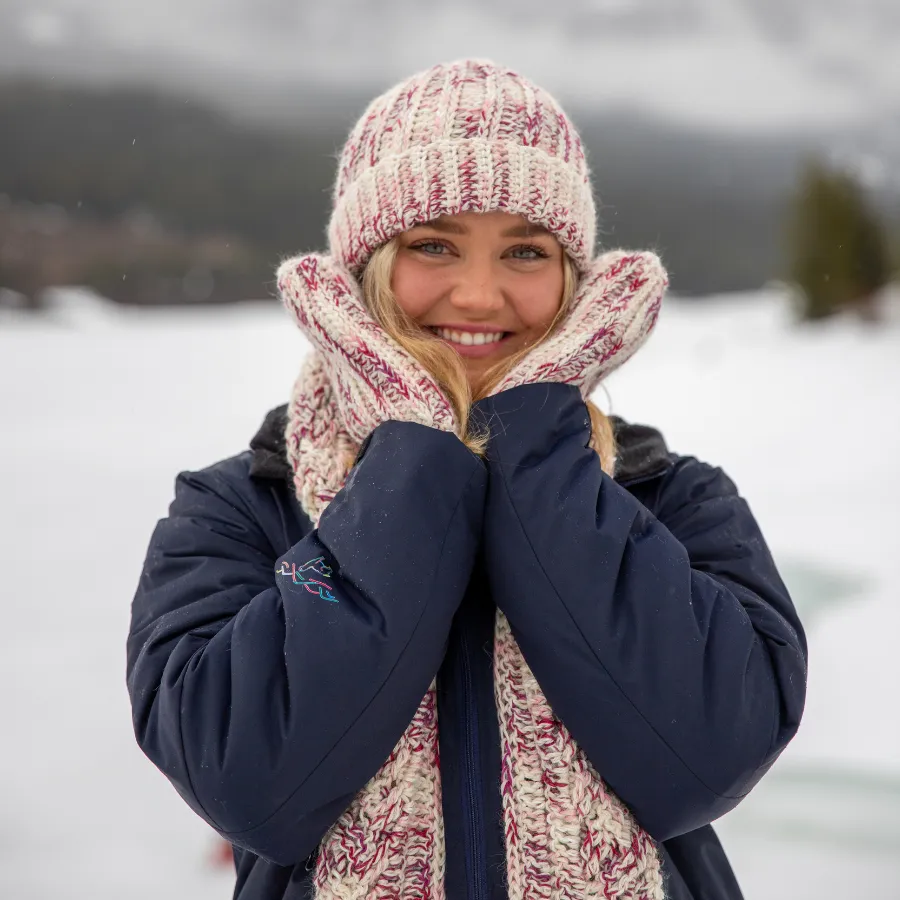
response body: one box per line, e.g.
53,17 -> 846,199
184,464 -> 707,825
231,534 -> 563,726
276,248 -> 668,900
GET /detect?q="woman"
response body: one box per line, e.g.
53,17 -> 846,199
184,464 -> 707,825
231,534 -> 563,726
127,59 -> 807,900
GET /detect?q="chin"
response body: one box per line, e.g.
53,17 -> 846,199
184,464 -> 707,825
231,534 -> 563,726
464,357 -> 504,392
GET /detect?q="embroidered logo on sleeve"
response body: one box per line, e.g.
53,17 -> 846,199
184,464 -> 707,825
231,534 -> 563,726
276,556 -> 337,602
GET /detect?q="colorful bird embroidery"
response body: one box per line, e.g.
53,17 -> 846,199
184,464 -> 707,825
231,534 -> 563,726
276,557 -> 337,602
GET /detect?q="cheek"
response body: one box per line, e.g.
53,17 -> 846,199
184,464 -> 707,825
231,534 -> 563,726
390,256 -> 442,321
511,269 -> 565,330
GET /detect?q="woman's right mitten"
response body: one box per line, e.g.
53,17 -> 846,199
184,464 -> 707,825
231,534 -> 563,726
277,253 -> 458,444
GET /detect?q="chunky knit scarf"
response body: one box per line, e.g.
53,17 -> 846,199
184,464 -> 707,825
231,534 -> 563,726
277,248 -> 668,900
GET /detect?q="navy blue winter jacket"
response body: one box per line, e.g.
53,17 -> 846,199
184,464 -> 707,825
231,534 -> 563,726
127,382 -> 807,899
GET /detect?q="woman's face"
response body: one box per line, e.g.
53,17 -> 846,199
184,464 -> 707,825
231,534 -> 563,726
391,211 -> 566,388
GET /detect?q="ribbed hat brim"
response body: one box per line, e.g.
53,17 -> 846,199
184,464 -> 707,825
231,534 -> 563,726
327,139 -> 596,274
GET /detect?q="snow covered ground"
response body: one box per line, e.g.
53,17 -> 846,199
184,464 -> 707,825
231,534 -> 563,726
1,286 -> 898,899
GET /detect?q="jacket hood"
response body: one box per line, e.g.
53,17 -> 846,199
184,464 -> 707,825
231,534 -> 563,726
248,402 -> 673,488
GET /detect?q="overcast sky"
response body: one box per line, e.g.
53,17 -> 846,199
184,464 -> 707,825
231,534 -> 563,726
4,0 -> 899,133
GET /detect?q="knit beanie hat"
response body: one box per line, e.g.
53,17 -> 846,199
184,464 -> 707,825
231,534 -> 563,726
327,58 -> 597,275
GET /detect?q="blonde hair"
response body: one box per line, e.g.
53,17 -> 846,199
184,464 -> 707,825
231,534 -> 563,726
362,238 -> 617,474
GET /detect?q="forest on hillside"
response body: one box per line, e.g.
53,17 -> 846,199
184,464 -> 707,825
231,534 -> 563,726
1,80 -> 898,307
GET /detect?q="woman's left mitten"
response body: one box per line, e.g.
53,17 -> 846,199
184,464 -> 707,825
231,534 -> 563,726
494,250 -> 668,398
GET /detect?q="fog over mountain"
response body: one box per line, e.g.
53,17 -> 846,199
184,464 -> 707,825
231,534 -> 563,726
2,0 -> 898,288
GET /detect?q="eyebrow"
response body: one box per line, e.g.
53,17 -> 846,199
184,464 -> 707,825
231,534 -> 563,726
419,218 -> 551,238
502,223 -> 551,238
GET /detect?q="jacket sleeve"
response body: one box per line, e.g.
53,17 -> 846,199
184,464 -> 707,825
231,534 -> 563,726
126,421 -> 486,866
474,382 -> 807,842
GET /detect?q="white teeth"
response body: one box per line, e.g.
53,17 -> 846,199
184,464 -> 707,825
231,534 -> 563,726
435,328 -> 505,346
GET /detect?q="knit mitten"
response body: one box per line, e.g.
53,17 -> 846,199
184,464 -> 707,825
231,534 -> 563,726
277,253 -> 458,445
493,250 -> 668,399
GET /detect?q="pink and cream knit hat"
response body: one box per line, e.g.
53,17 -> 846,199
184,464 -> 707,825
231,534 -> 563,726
327,58 -> 597,275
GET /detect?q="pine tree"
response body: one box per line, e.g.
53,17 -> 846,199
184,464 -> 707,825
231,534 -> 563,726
787,159 -> 890,321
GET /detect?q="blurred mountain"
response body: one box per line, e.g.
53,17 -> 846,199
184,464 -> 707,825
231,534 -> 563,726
5,78 -> 897,303
2,1 -> 898,302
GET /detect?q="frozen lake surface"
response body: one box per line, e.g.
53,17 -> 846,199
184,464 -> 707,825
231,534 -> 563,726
2,287 -> 898,898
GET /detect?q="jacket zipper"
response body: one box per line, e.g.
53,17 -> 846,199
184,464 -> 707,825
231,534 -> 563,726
460,627 -> 487,900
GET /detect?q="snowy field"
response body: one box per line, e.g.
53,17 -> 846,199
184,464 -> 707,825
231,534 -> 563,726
2,286 -> 899,899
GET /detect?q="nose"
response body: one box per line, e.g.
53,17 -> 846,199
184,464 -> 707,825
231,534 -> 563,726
448,262 -> 505,316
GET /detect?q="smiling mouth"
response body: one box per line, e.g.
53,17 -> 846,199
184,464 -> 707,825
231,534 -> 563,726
429,326 -> 510,347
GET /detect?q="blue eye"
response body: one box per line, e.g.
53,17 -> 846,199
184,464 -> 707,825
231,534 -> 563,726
412,241 -> 448,255
510,245 -> 550,260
